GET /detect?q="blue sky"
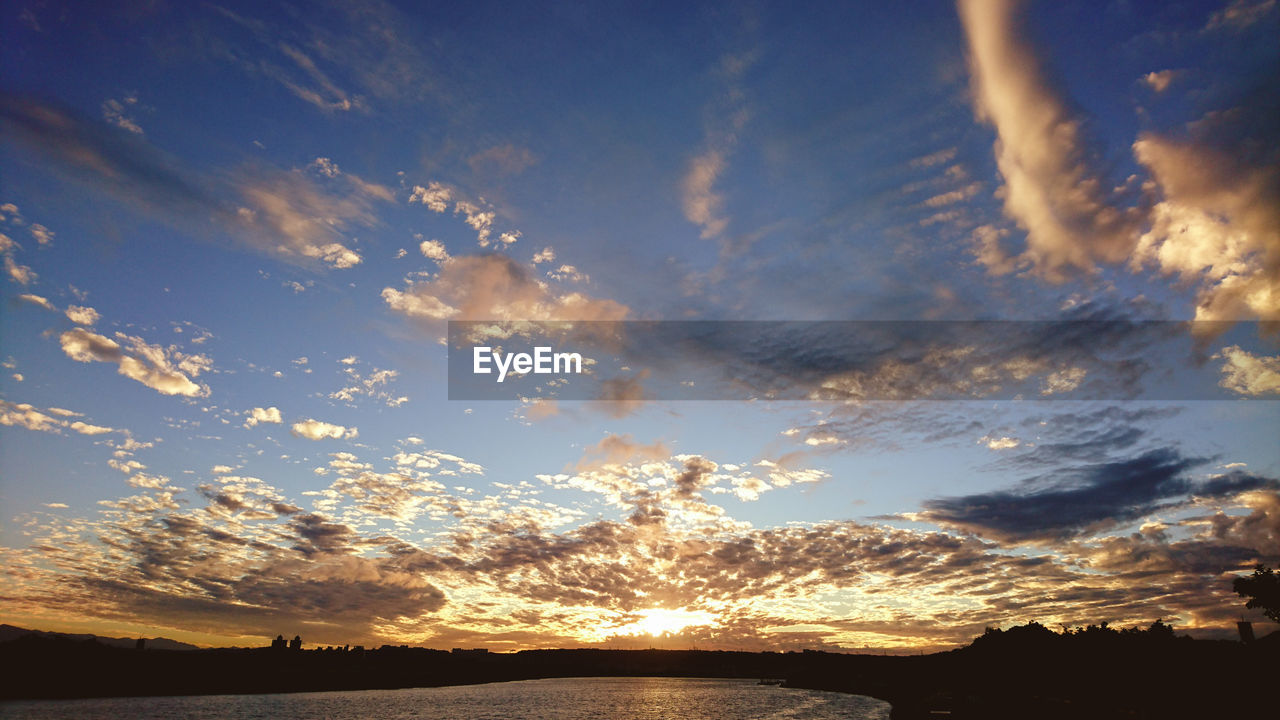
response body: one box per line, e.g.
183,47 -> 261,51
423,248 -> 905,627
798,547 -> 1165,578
1,0 -> 1278,651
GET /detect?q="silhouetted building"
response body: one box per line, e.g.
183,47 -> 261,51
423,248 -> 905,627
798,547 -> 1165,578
1238,621 -> 1255,643
290,635 -> 302,651
135,638 -> 145,651
271,634 -> 286,650
451,648 -> 488,655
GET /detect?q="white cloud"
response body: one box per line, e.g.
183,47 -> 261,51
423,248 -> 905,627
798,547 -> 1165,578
532,247 -> 556,264
5,255 -> 35,285
59,327 -> 212,397
1143,70 -> 1176,93
65,305 -> 101,325
1215,346 -> 1280,396
309,157 -> 341,177
330,366 -> 402,407
409,182 -> 452,212
1040,367 -> 1086,396
291,418 -> 358,440
17,293 -> 54,311
102,97 -> 143,135
69,420 -> 114,435
547,264 -> 589,284
454,200 -> 496,246
234,167 -> 392,270
29,223 -> 54,246
957,0 -> 1137,281
245,406 -> 283,428
980,435 -> 1020,450
382,254 -> 628,323
419,239 -> 449,262
1131,133 -> 1280,321
1,400 -> 116,436
0,400 -> 61,433
682,150 -> 728,239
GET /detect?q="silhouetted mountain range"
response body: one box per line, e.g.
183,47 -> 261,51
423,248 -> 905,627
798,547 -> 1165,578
0,624 -> 200,651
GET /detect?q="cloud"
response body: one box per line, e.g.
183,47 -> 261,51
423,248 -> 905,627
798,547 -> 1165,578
291,418 -> 358,440
468,144 -> 536,177
1130,107 -> 1280,321
957,0 -> 1138,280
454,200 -> 497,247
244,406 -> 283,428
234,167 -> 393,269
682,150 -> 728,239
17,293 -> 54,311
409,182 -> 452,212
308,157 -> 340,178
5,255 -> 35,285
382,254 -> 628,323
0,400 -> 62,433
917,448 -> 1278,543
419,239 -> 449,262
1,399 -> 116,436
1,95 -> 389,271
101,97 -> 143,135
1143,70 -> 1177,93
207,1 -> 437,115
576,434 -> 671,471
59,327 -> 212,397
64,305 -> 100,325
68,420 -> 114,435
330,364 -> 405,407
1203,0 -> 1277,32
1215,346 -> 1280,396
981,435 -> 1020,450
911,148 -> 958,168
28,223 -> 53,245
5,436 -> 1278,650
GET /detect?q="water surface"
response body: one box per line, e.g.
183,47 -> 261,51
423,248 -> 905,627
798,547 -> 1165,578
0,676 -> 890,719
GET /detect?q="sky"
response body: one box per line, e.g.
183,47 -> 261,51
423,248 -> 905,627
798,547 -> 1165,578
1,0 -> 1278,653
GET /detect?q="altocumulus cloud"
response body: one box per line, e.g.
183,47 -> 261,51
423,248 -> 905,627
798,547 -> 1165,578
291,418 -> 358,440
59,327 -> 211,398
244,406 -> 283,428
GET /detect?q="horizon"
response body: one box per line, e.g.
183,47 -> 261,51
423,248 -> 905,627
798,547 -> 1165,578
1,0 -> 1278,656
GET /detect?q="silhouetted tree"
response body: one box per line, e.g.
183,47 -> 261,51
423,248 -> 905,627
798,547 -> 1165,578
1234,564 -> 1280,623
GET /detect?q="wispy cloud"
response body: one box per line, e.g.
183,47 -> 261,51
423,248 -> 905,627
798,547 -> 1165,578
957,0 -> 1137,281
1,94 -> 391,271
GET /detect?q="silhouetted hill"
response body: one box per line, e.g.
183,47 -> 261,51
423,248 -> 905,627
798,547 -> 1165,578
1,622 -> 1274,718
0,623 -> 199,651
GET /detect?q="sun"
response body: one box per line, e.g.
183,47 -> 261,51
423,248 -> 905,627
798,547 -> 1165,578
613,608 -> 717,637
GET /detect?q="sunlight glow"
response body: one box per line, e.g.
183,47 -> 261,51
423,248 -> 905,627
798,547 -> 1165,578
611,608 -> 717,637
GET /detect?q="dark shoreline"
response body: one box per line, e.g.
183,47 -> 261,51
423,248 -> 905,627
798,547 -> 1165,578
3,626 -> 1276,719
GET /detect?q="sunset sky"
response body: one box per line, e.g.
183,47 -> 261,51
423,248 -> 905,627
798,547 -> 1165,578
1,0 -> 1278,652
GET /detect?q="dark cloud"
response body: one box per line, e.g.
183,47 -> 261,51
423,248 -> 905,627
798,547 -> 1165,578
0,94 -> 220,216
1,93 -> 385,270
919,449 -> 1278,543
